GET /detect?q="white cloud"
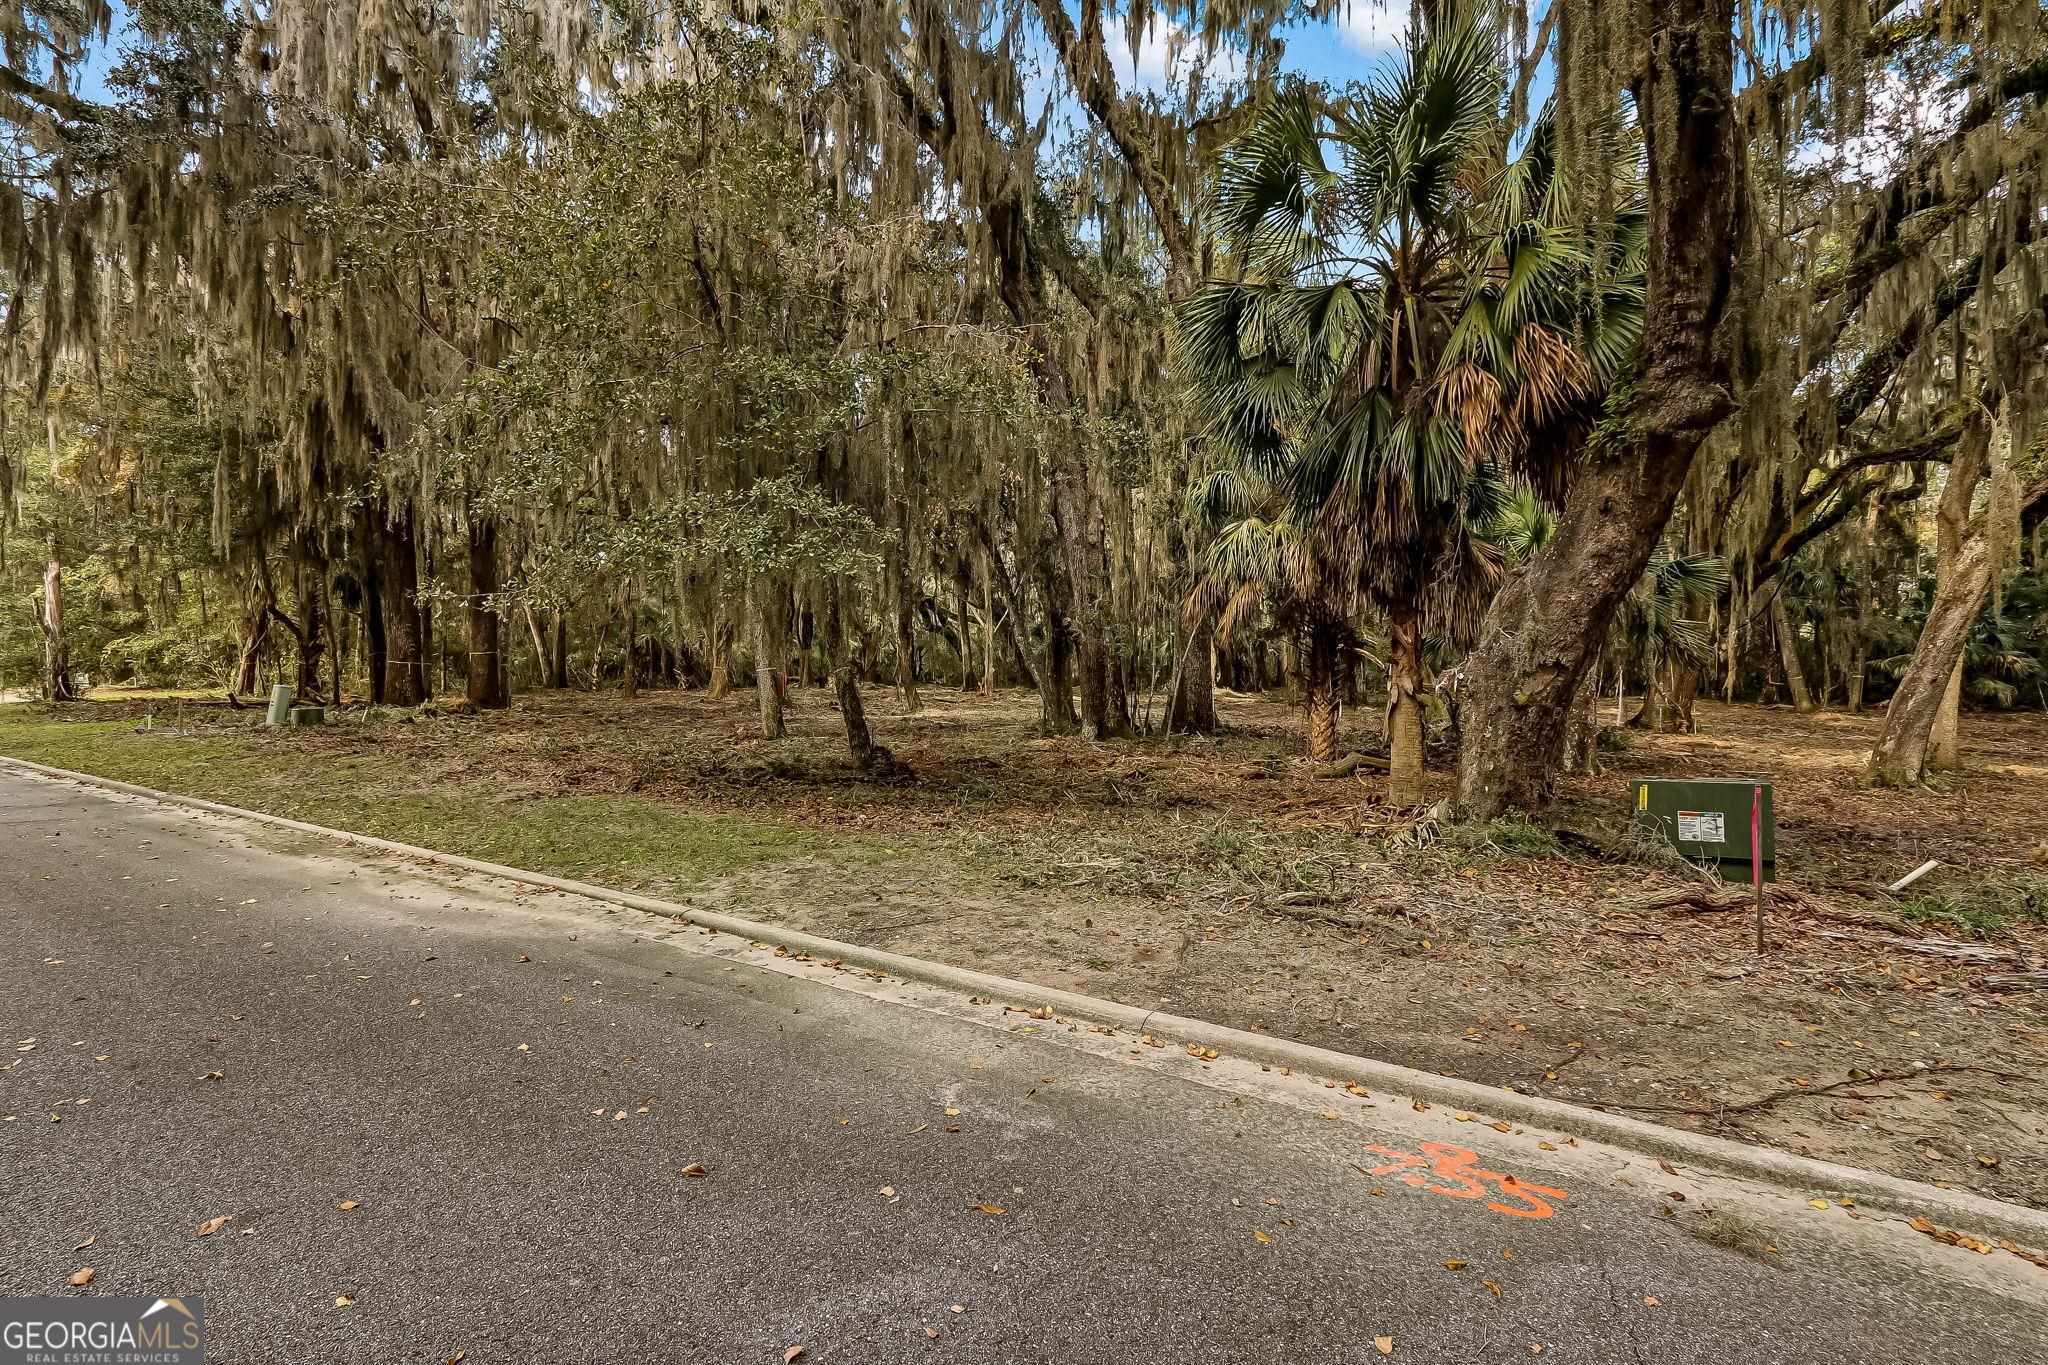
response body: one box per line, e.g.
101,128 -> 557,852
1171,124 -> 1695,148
1107,14 -> 1247,92
1335,1 -> 1408,53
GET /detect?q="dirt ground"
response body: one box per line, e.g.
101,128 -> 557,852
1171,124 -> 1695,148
20,681 -> 2048,1211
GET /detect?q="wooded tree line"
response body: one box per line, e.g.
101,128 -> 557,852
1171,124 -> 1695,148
2,1 -> 2044,806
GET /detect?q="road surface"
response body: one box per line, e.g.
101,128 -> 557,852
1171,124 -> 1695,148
2,767 -> 2042,1362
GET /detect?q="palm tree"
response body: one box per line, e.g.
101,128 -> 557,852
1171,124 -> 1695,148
1175,3 -> 1596,804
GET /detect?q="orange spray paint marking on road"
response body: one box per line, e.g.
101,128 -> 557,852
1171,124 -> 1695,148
1363,1142 -> 1570,1220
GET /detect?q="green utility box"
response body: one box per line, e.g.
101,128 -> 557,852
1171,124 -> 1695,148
1631,777 -> 1775,881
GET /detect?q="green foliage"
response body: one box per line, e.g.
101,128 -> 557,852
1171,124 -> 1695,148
1898,875 -> 2048,938
1441,817 -> 1563,859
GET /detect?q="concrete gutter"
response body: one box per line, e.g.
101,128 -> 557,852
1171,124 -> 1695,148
8,752 -> 2048,1249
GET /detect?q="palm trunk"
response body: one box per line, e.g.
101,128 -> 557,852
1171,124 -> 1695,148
466,517 -> 508,709
1303,620 -> 1341,763
1387,608 -> 1426,806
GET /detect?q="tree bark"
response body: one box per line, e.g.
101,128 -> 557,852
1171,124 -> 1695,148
1560,667 -> 1601,776
1867,411 -> 1994,786
292,553 -> 328,703
754,585 -> 786,739
232,562 -> 276,700
38,551 -> 74,701
378,501 -> 427,706
621,583 -> 640,700
1303,619 -> 1341,763
1387,608 -> 1426,806
1771,592 -> 1815,711
979,544 -> 997,698
706,611 -> 731,698
466,517 -> 509,709
1171,611 -> 1218,734
1455,0 -> 1741,817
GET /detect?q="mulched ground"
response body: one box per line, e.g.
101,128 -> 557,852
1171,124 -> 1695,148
33,682 -> 2048,1209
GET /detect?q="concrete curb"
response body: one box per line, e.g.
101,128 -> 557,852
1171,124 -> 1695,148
9,752 -> 2048,1248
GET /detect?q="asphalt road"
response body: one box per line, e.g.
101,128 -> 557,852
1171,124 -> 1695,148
2,767 -> 2043,1363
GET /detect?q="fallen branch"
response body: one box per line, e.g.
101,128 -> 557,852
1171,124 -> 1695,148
1592,1064 -> 1979,1120
1979,970 -> 2048,993
1809,928 -> 2026,966
1308,751 -> 1391,779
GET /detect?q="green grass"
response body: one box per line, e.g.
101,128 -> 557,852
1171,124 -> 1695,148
1898,875 -> 2048,938
0,704 -> 858,891
1440,816 -> 1564,859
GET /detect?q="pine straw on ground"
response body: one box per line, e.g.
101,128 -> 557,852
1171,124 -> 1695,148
18,685 -> 2048,1211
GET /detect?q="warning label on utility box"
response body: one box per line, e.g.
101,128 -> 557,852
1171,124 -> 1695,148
1676,810 -> 1725,845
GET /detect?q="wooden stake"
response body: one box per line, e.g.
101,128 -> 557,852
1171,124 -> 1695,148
1752,782 -> 1767,954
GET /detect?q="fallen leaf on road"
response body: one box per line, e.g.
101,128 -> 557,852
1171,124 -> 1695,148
1806,1199 -> 1830,1210
337,1201 -> 360,1211
1910,1217 -> 1995,1254
1412,1101 -> 1429,1112
445,1354 -> 466,1364
971,1203 -> 1006,1215
1454,1113 -> 1474,1122
196,1216 -> 231,1237
517,1043 -> 531,1053
1253,1230 -> 1272,1245
924,1327 -> 940,1340
1657,1158 -> 1678,1176
944,1107 -> 960,1117
518,954 -> 531,963
949,1304 -> 965,1314
68,1267 -> 93,1287
1374,1336 -> 1393,1355
1490,1122 -> 1512,1133
1483,1280 -> 1503,1298
200,1071 -> 224,1082
1320,1111 -> 1339,1121
681,1163 -> 707,1178
335,1295 -> 355,1309
73,1235 -> 94,1252
1443,1259 -> 1467,1271
880,1186 -> 896,1198
1537,1142 -> 1556,1151
784,1347 -> 805,1363
1643,1296 -> 1660,1307
613,1111 -> 627,1121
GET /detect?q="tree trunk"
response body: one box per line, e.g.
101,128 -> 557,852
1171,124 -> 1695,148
1771,592 -> 1815,711
706,611 -> 731,698
378,502 -> 427,706
465,517 -> 508,709
1561,667 -> 1601,777
979,546 -> 996,698
365,562 -> 387,705
754,586 -> 786,739
826,589 -> 888,773
953,563 -> 975,691
232,563 -> 276,699
983,539 -> 1041,694
38,552 -> 74,701
1303,620 -> 1341,763
1931,654 -> 1964,770
1170,611 -> 1218,734
1043,461 -> 1111,739
1387,608 -> 1426,807
293,553 -> 328,703
546,610 -> 568,689
1455,0 -> 1741,818
1867,411 -> 1995,786
621,584 -> 640,700
1042,591 -> 1078,733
